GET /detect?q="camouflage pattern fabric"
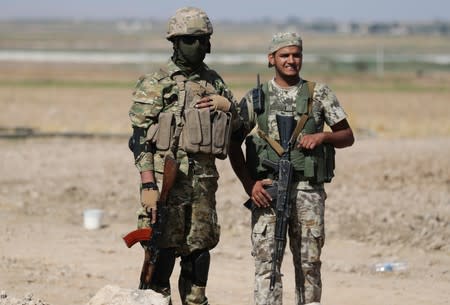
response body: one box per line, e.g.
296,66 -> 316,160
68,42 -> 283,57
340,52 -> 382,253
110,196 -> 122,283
129,59 -> 236,175
268,32 -> 303,54
237,78 -> 346,304
239,78 -> 347,190
137,158 -> 220,255
130,60 -> 235,255
166,7 -> 213,39
251,188 -> 326,305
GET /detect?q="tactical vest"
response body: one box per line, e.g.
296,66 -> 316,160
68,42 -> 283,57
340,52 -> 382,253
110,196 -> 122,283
150,72 -> 232,160
245,80 -> 335,184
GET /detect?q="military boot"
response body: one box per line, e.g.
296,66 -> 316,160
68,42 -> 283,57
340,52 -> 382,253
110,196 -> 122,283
185,285 -> 208,305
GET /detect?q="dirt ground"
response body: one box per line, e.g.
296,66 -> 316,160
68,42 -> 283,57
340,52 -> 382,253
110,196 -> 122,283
0,63 -> 449,305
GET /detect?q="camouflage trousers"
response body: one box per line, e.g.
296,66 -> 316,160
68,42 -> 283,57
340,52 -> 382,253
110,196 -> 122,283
137,172 -> 220,305
251,188 -> 326,305
137,171 -> 220,254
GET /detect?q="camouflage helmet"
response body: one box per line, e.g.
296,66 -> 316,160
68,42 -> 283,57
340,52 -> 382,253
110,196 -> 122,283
166,7 -> 213,40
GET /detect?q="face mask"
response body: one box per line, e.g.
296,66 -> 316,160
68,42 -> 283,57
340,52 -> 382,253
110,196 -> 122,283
175,36 -> 210,68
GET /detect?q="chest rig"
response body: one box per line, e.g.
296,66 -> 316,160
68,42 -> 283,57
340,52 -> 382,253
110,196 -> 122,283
152,73 -> 232,160
245,80 -> 335,184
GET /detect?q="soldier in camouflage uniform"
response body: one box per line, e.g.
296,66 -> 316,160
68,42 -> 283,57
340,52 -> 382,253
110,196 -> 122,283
128,7 -> 237,305
229,32 -> 354,305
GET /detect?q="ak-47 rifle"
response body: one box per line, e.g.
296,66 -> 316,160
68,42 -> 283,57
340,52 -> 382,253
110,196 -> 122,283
244,111 -> 296,291
122,153 -> 179,288
267,113 -> 295,290
256,112 -> 295,290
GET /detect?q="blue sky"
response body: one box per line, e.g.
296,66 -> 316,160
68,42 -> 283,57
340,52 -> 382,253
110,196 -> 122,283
1,0 -> 449,22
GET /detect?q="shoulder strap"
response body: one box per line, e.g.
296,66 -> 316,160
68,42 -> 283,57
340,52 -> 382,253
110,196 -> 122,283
167,74 -> 189,157
289,80 -> 315,145
256,129 -> 285,157
255,80 -> 316,154
306,81 -> 316,113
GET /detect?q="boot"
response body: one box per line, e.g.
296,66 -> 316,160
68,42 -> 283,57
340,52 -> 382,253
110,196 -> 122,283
186,285 -> 208,305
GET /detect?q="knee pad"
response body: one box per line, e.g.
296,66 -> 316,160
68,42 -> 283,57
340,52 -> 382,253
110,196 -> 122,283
151,248 -> 176,287
180,255 -> 193,280
180,249 -> 210,286
192,249 -> 210,286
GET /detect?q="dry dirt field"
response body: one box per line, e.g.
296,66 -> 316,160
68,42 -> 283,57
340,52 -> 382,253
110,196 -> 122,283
0,62 -> 449,305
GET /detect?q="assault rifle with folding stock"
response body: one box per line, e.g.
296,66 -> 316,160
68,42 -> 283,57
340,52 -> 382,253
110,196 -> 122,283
122,154 -> 179,288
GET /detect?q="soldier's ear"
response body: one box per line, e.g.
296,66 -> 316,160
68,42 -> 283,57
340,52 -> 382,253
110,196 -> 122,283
268,53 -> 275,68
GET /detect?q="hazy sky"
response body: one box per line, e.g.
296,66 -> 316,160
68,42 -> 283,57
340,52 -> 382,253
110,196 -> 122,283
1,0 -> 449,22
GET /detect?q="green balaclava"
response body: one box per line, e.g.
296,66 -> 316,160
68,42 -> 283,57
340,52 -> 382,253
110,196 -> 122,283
172,35 -> 211,73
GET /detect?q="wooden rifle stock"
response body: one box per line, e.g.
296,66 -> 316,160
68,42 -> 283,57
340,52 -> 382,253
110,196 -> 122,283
158,154 -> 179,204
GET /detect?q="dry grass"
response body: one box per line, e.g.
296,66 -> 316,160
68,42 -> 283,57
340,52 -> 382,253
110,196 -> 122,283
0,62 -> 449,138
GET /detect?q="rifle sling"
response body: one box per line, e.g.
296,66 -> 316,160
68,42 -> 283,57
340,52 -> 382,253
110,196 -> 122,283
257,80 -> 316,156
289,81 -> 315,145
257,129 -> 285,156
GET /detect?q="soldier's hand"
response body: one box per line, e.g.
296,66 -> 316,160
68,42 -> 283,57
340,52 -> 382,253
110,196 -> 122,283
297,133 -> 325,150
195,95 -> 231,112
141,185 -> 159,224
251,179 -> 273,208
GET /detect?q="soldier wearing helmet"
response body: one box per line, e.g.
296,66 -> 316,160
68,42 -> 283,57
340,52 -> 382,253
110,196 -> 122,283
128,7 -> 238,305
228,32 -> 354,305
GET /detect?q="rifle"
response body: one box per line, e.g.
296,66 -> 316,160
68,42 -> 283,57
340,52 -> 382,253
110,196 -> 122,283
244,112 -> 296,291
269,113 -> 295,290
122,154 -> 180,288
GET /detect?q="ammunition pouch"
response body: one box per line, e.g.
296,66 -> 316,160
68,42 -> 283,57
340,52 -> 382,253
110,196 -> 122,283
300,143 -> 335,183
245,135 -> 335,184
247,79 -> 336,183
149,77 -> 233,160
180,108 -> 232,160
150,109 -> 232,160
154,112 -> 175,151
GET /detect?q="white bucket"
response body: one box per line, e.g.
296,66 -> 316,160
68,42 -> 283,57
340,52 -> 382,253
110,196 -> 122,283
83,209 -> 104,230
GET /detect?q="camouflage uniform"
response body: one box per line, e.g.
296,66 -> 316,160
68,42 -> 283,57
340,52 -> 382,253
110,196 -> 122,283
238,78 -> 347,305
129,7 -> 237,305
131,60 -> 235,253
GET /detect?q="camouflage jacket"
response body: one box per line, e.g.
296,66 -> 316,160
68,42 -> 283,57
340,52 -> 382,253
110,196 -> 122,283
129,60 -> 237,177
237,78 -> 347,189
